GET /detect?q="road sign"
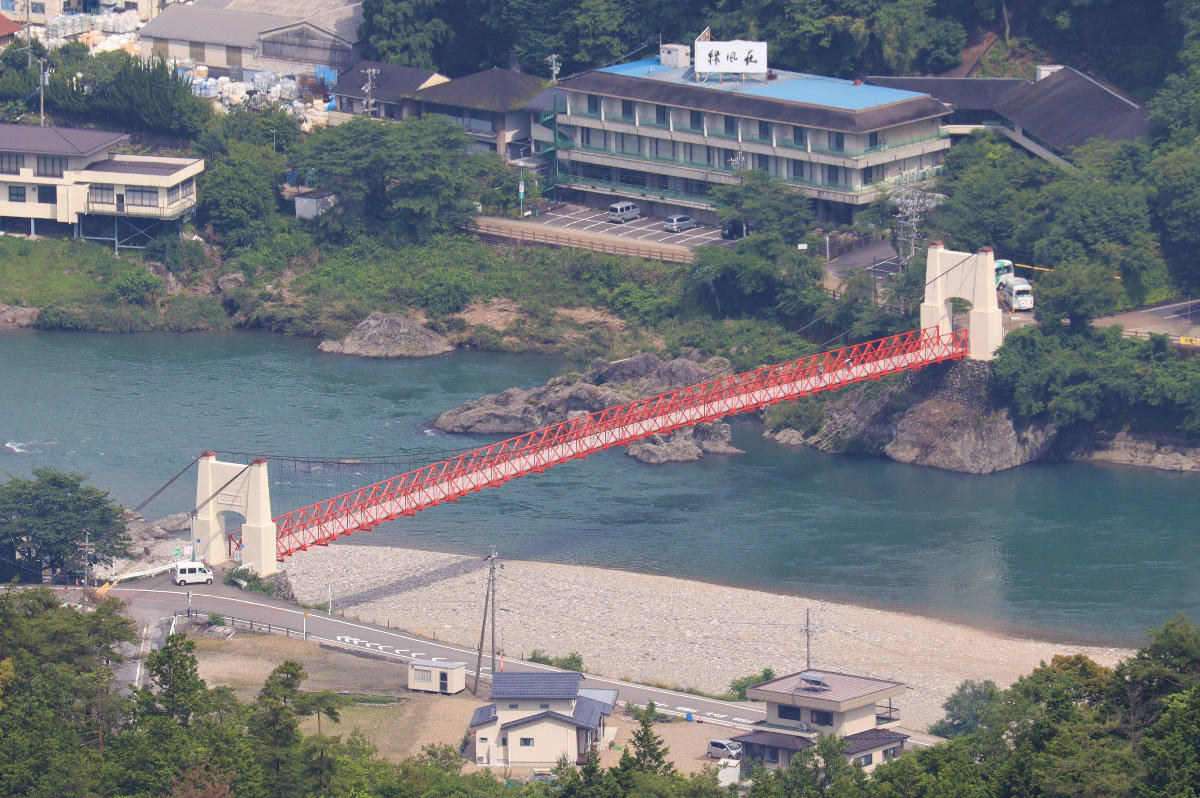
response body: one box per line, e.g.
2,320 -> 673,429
1181,336 -> 1199,346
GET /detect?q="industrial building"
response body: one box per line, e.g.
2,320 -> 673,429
139,0 -> 362,73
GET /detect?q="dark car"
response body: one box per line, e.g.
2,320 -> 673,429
721,219 -> 751,240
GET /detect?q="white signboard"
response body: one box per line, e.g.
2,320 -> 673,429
694,38 -> 768,76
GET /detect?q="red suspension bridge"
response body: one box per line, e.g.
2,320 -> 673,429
270,326 -> 968,562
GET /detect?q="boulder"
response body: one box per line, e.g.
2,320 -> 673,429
319,311 -> 453,358
217,271 -> 247,291
627,422 -> 744,463
0,303 -> 38,328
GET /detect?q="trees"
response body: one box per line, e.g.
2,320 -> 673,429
294,116 -> 480,243
928,679 -> 1001,738
710,169 -> 813,245
197,141 -> 284,249
1033,259 -> 1123,330
627,705 -> 673,776
0,468 -> 127,581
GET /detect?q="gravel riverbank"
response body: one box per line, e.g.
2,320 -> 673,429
285,544 -> 1130,732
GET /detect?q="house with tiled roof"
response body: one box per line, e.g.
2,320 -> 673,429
732,669 -> 908,772
469,671 -> 618,767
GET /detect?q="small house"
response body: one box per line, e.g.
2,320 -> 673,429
294,188 -> 337,219
408,659 -> 466,695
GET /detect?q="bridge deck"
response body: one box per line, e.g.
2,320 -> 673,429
274,327 -> 968,560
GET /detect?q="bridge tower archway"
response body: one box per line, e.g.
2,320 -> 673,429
193,453 -> 278,576
919,243 -> 1004,360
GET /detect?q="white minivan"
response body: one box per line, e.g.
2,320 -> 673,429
607,201 -> 640,223
174,561 -> 214,586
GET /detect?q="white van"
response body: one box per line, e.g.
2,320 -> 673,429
174,561 -> 214,586
1000,276 -> 1034,311
607,201 -> 640,223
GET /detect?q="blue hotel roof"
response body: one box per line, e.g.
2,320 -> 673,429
599,59 -> 926,111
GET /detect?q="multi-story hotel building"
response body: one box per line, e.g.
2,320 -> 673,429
546,42 -> 952,224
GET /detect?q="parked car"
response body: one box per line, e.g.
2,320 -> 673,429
721,219 -> 751,240
607,201 -> 641,223
663,214 -> 697,233
707,739 -> 743,760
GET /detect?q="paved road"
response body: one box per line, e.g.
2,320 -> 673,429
68,576 -> 767,732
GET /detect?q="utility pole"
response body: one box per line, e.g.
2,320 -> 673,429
473,548 -> 499,695
545,54 -> 560,199
360,67 -> 379,117
805,607 -> 811,670
25,1 -> 31,71
38,58 -> 45,126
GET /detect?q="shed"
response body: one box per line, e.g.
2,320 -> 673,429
294,188 -> 337,219
408,659 -> 466,695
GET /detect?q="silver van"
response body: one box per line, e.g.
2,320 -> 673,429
707,739 -> 743,760
607,201 -> 640,223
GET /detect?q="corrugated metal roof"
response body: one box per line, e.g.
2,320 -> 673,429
843,727 -> 907,755
0,13 -> 22,38
866,76 -> 1026,110
557,69 -> 949,134
140,5 -> 286,47
489,671 -> 582,700
578,688 -> 618,712
469,704 -> 496,727
409,659 -> 465,668
751,669 -> 905,704
570,696 -> 609,729
0,124 -> 126,156
732,730 -> 815,752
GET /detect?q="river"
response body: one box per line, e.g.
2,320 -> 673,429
2,329 -> 1197,645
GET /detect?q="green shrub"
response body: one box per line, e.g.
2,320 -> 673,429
208,612 -> 225,626
528,650 -> 584,672
162,295 -> 233,331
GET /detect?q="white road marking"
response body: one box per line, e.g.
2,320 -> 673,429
733,717 -> 755,723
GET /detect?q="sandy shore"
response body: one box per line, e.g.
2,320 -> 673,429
285,544 -> 1131,732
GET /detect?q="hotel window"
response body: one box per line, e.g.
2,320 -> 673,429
689,110 -> 702,130
826,165 -> 842,185
810,709 -> 834,726
862,166 -> 875,185
868,131 -> 880,149
621,100 -> 634,119
758,120 -> 770,140
793,126 -> 807,146
413,668 -> 431,682
655,104 -> 668,124
508,703 -> 519,709
791,159 -> 806,179
520,737 -> 534,747
756,153 -> 769,171
37,185 -> 55,203
36,155 -> 66,177
724,115 -> 738,136
828,131 -> 845,153
579,127 -> 591,147
619,133 -> 640,154
88,182 -> 114,202
8,185 -> 24,202
125,186 -> 159,207
587,94 -> 600,115
0,152 -> 23,174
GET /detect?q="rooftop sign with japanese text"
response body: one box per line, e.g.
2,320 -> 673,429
694,37 -> 767,76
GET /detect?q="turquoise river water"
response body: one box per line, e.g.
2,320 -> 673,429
2,329 -> 1197,645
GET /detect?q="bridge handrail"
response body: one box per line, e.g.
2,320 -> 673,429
274,327 -> 968,558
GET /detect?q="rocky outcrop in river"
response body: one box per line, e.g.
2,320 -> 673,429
319,311 -> 453,358
767,359 -> 1200,474
435,352 -> 744,463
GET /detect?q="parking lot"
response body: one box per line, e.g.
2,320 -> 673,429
529,203 -> 732,250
